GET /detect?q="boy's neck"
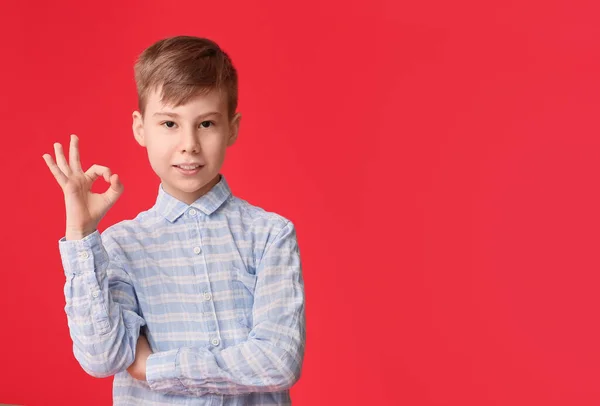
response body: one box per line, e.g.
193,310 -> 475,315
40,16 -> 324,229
163,173 -> 221,206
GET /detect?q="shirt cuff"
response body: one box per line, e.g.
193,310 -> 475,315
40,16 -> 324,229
58,230 -> 109,276
146,349 -> 187,393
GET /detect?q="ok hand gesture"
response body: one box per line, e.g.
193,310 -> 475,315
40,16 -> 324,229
42,134 -> 124,240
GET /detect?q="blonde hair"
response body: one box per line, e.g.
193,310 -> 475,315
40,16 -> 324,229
134,36 -> 238,119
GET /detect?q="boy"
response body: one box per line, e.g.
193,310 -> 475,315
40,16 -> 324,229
42,36 -> 306,405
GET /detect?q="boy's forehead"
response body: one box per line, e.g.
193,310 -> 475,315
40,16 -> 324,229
146,86 -> 227,115
146,86 -> 220,106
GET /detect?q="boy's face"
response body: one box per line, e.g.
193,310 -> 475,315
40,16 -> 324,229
132,86 -> 241,205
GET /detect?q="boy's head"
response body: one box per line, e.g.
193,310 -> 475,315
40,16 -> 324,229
132,36 -> 241,205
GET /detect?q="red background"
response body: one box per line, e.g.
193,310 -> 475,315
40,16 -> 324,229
1,0 -> 600,405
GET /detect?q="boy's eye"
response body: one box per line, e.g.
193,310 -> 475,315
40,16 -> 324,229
161,121 -> 215,129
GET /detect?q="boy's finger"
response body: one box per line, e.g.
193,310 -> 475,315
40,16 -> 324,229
84,164 -> 112,183
54,142 -> 72,176
69,134 -> 83,172
101,174 -> 124,206
42,154 -> 67,188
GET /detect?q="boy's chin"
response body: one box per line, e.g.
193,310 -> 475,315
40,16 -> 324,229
163,173 -> 217,192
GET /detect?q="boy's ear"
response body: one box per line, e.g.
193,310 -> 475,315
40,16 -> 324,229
227,112 -> 242,147
132,111 -> 146,147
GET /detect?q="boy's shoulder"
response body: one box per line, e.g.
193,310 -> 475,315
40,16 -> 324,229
231,195 -> 293,229
224,196 -> 297,251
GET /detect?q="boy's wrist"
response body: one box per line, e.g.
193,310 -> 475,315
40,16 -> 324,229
65,228 -> 96,240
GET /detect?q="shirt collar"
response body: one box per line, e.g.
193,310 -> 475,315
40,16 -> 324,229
154,173 -> 232,222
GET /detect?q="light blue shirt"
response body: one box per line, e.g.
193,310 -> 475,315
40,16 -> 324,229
58,174 -> 306,405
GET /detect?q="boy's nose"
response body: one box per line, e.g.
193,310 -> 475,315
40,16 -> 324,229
180,130 -> 201,153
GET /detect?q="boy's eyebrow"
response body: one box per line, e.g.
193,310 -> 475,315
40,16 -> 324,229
153,111 -> 222,119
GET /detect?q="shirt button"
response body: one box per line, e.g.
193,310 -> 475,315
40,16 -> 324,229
78,251 -> 89,260
211,338 -> 220,346
189,209 -> 197,216
203,292 -> 212,301
193,246 -> 202,254
92,290 -> 99,298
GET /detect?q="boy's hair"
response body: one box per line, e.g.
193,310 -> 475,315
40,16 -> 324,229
134,36 -> 238,119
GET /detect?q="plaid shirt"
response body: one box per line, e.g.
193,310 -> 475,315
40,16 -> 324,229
58,174 -> 306,405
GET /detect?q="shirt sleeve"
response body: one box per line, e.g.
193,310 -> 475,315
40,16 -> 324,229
59,229 -> 146,378
145,220 -> 306,396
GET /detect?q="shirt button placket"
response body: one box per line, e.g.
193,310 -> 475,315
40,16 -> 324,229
189,210 -> 221,348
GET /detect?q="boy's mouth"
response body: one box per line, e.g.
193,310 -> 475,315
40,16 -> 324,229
173,164 -> 204,175
174,164 -> 204,170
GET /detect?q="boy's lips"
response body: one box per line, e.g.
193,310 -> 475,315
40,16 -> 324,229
173,163 -> 204,168
173,164 -> 204,175
173,163 -> 204,167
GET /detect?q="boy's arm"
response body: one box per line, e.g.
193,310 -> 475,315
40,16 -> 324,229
59,229 -> 146,378
144,220 -> 306,396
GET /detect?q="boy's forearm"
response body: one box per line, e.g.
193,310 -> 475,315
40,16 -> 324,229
60,230 -> 146,378
145,319 -> 305,396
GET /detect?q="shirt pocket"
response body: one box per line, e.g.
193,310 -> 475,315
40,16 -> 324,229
229,267 -> 257,328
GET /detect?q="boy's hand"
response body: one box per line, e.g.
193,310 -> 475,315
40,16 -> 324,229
127,334 -> 153,381
42,134 -> 124,240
